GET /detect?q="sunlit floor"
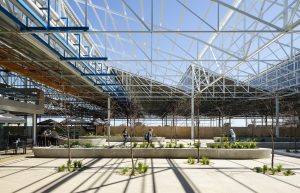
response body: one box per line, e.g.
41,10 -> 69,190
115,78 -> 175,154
0,155 -> 299,193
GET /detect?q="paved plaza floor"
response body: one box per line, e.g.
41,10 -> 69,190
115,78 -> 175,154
0,154 -> 299,193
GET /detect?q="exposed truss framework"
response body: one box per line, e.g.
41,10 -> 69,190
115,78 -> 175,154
1,0 -> 300,117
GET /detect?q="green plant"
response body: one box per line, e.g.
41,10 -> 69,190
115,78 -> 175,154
253,166 -> 262,173
201,157 -> 210,165
165,143 -> 173,148
57,164 -> 65,172
194,142 -> 200,148
133,142 -> 138,148
121,167 -> 129,175
138,162 -> 143,174
67,164 -> 73,172
250,142 -> 256,149
263,164 -> 268,174
284,169 -> 295,176
224,143 -> 229,149
84,143 -> 93,148
217,144 -> 222,148
243,143 -> 250,149
73,160 -> 78,168
179,143 -> 185,148
71,141 -> 80,147
143,164 -> 149,173
187,157 -> 196,165
236,142 -> 243,149
270,167 -> 276,175
286,148 -> 290,152
209,144 -> 216,148
277,164 -> 283,172
139,143 -> 146,148
150,143 -> 155,148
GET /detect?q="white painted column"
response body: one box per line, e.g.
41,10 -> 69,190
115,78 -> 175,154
33,114 -> 37,145
107,97 -> 111,145
275,94 -> 280,137
191,65 -> 195,140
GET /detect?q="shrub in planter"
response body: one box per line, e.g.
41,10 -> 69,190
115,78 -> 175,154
133,142 -> 138,148
236,142 -> 243,149
263,165 -> 268,174
138,162 -> 144,174
150,143 -> 155,148
217,144 -> 222,148
57,164 -> 65,172
187,157 -> 196,165
84,143 -> 93,148
224,143 -> 229,149
139,143 -> 146,148
143,164 -> 149,173
201,157 -> 210,165
250,142 -> 256,149
277,164 -> 283,172
253,166 -> 262,173
73,160 -> 78,168
121,167 -> 129,175
243,143 -> 250,149
179,143 -> 185,148
284,169 -> 295,176
270,167 -> 276,175
194,142 -> 200,148
209,144 -> 216,148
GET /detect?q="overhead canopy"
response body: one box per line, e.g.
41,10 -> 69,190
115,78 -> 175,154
0,111 -> 25,124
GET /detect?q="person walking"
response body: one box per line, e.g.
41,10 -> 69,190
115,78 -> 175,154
122,128 -> 129,146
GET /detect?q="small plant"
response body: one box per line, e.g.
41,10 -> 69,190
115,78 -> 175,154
187,157 -> 196,165
201,157 -> 210,165
67,164 -> 73,172
253,166 -> 262,173
165,143 -> 173,148
57,164 -> 65,172
236,142 -> 243,149
209,144 -> 216,148
179,143 -> 185,148
250,142 -> 256,149
270,167 -> 276,175
73,160 -> 78,168
224,143 -> 229,149
150,143 -> 155,148
284,169 -> 295,176
121,167 -> 129,175
138,162 -> 144,174
194,142 -> 200,148
277,164 -> 283,172
133,142 -> 138,148
143,164 -> 149,173
286,148 -> 290,152
70,141 -> 80,147
84,143 -> 93,148
139,143 -> 146,148
217,144 -> 222,148
263,164 -> 268,174
243,143 -> 250,149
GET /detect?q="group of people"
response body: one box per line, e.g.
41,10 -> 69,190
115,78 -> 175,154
38,128 -> 59,146
122,128 -> 153,146
121,127 -> 236,146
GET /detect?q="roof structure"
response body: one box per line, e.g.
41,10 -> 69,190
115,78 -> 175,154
0,0 -> 300,118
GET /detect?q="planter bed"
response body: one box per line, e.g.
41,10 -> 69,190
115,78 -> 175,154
33,147 -> 270,159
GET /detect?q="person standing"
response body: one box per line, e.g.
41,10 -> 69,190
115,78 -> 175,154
122,128 -> 129,146
51,128 -> 59,146
145,128 -> 153,147
229,129 -> 236,144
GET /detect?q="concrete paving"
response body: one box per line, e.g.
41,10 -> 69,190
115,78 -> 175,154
0,155 -> 299,193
